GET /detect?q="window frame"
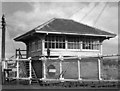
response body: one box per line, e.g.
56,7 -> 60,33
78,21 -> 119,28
44,35 -> 66,49
44,35 -> 101,51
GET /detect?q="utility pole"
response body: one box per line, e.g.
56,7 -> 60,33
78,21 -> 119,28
1,14 -> 6,85
1,14 -> 6,61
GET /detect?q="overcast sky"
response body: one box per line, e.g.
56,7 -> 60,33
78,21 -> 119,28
0,1 -> 119,58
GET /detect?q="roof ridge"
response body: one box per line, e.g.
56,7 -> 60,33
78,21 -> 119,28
34,18 -> 56,30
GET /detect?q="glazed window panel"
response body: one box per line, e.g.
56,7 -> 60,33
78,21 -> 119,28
45,35 -> 65,49
82,38 -> 100,50
68,37 -> 81,49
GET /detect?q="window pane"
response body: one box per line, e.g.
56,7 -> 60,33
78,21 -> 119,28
82,38 -> 100,50
45,35 -> 65,49
68,36 -> 81,49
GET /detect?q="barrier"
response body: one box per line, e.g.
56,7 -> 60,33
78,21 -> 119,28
2,54 -> 119,85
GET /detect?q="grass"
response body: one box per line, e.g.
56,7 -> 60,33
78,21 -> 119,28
102,58 -> 119,80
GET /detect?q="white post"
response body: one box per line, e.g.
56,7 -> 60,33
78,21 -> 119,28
29,59 -> 32,78
16,58 -> 19,79
78,57 -> 82,80
100,42 -> 103,55
42,39 -> 45,55
80,42 -> 82,51
5,60 -> 8,77
42,57 -> 46,79
65,38 -> 68,50
4,60 -> 8,78
29,58 -> 32,84
98,59 -> 102,80
78,58 -> 82,80
59,55 -> 64,80
2,60 -> 5,72
60,61 -> 62,79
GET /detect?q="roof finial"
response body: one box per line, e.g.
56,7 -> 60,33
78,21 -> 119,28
2,14 -> 6,27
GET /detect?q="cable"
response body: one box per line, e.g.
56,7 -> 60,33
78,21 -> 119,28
68,8 -> 82,19
80,3 -> 98,21
69,2 -> 98,22
93,2 -> 108,26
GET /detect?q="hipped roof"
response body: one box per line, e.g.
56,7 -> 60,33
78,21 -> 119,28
14,18 -> 116,41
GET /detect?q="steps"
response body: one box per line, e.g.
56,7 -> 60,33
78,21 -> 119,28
25,61 -> 39,84
15,48 -> 39,84
31,67 -> 39,85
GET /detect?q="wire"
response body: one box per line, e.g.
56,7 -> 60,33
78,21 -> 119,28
93,2 -> 108,26
69,2 -> 98,22
80,3 -> 98,22
68,8 -> 82,19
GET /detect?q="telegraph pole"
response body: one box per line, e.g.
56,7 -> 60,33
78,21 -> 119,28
1,14 -> 6,61
1,14 -> 6,84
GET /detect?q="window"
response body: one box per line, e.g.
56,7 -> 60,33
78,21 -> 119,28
82,38 -> 100,50
92,40 -> 100,50
68,36 -> 81,49
45,35 -> 65,49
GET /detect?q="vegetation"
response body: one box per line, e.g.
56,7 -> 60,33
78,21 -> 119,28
102,58 -> 119,80
102,58 -> 119,66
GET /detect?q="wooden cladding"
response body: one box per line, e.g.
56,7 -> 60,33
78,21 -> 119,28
28,39 -> 42,53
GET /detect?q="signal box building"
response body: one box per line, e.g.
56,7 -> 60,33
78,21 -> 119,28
14,18 -> 116,81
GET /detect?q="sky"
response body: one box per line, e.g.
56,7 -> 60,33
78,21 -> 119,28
0,0 -> 119,59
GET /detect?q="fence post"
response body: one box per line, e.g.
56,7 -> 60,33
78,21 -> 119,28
16,57 -> 19,84
98,58 -> 102,80
59,55 -> 64,80
42,56 -> 46,80
28,57 -> 32,84
78,56 -> 82,80
16,57 -> 19,79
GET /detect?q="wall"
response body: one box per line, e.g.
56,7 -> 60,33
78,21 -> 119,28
43,49 -> 100,57
27,34 -> 44,58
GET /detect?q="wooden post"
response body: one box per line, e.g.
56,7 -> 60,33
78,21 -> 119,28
42,57 -> 46,79
16,58 -> 19,84
78,58 -> 82,80
80,42 -> 82,51
59,55 -> 64,80
59,61 -> 62,80
98,59 -> 102,80
100,43 -> 103,55
29,59 -> 32,84
42,39 -> 45,55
